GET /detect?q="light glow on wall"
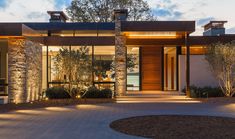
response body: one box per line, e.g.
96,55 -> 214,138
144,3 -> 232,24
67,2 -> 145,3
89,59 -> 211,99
124,31 -> 178,39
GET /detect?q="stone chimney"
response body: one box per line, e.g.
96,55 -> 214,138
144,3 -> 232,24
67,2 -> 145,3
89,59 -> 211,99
203,21 -> 227,36
47,11 -> 69,23
113,9 -> 128,21
114,9 -> 128,96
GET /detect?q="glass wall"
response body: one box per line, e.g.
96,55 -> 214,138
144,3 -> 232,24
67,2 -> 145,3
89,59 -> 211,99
164,47 -> 177,91
42,46 -> 115,92
93,46 -> 115,91
0,40 -> 8,96
42,46 -> 47,90
127,47 -> 140,91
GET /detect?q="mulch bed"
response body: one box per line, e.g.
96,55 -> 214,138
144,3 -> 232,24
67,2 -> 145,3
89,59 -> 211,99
0,98 -> 114,113
196,97 -> 235,103
110,115 -> 235,139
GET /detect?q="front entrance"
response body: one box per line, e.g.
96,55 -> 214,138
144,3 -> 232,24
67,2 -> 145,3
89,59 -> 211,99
141,47 -> 163,91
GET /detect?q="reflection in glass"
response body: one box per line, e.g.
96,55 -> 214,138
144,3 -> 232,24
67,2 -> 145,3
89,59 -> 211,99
94,46 -> 115,82
164,47 -> 177,91
42,46 -> 117,94
93,46 -> 115,91
127,47 -> 140,91
47,46 -> 92,92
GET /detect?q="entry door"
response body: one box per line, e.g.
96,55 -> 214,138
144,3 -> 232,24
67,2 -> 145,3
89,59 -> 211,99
141,47 -> 163,90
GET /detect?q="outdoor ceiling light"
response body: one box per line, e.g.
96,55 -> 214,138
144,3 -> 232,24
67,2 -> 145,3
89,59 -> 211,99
124,31 -> 178,39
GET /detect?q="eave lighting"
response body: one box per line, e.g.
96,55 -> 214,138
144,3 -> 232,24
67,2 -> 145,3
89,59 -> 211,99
124,31 -> 178,39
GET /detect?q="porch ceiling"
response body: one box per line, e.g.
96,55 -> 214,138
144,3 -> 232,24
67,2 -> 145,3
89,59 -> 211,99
123,31 -> 185,39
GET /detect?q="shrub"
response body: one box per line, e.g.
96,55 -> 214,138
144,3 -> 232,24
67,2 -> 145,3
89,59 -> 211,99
81,86 -> 113,98
45,87 -> 71,99
100,88 -> 113,98
182,85 -> 224,98
70,88 -> 79,98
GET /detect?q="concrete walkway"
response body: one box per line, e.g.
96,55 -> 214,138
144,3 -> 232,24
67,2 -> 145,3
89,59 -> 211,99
0,97 -> 235,139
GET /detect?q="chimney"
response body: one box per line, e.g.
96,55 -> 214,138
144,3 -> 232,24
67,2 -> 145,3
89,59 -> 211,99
47,11 -> 69,23
203,21 -> 227,36
113,9 -> 128,21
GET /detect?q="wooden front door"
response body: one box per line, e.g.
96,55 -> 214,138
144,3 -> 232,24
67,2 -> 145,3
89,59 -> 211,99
141,47 -> 163,90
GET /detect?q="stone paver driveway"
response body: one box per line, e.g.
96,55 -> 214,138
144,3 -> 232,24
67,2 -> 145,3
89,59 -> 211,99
0,99 -> 235,139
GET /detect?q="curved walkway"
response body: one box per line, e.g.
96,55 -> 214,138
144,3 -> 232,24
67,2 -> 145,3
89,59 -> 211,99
0,98 -> 235,139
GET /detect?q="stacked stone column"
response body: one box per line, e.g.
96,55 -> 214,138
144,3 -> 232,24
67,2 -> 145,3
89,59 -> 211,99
8,38 -> 42,103
114,10 -> 127,96
8,38 -> 27,103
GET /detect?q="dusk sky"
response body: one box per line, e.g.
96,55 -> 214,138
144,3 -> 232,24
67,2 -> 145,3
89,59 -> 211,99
0,0 -> 234,35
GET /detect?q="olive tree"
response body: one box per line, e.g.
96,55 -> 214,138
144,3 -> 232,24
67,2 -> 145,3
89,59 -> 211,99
205,41 -> 235,97
53,46 -> 92,94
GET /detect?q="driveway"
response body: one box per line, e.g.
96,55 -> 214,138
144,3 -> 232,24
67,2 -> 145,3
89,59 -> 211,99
0,98 -> 235,139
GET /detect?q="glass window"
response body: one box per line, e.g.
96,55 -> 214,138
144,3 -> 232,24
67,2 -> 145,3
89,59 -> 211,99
94,46 -> 115,82
70,46 -> 92,90
42,46 -> 47,90
93,46 -> 115,91
164,47 -> 177,91
127,47 -> 140,91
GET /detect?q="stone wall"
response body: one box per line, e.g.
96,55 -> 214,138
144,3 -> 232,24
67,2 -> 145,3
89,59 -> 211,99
115,16 -> 127,96
8,38 -> 42,103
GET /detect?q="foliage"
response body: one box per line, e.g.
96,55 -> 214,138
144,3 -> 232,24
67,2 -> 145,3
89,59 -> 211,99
127,54 -> 138,72
94,59 -> 114,79
45,87 -> 71,99
53,46 -> 92,93
204,41 -> 235,97
66,0 -> 156,22
81,86 -> 113,98
182,85 -> 224,98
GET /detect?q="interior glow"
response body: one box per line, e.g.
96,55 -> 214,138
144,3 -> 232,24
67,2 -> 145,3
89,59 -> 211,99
124,31 -> 178,39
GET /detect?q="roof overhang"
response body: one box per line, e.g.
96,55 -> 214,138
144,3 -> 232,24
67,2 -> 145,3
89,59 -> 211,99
121,21 -> 195,33
0,23 -> 42,37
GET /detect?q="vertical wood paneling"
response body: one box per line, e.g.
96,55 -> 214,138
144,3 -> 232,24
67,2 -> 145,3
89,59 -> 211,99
141,47 -> 162,90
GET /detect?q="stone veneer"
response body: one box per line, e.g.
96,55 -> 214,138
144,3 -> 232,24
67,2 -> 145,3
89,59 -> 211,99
115,14 -> 127,96
8,38 -> 42,103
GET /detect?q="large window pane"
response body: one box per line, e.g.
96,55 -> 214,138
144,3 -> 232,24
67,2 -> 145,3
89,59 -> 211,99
70,46 -> 92,91
47,46 -> 93,91
93,46 -> 115,91
164,47 -> 177,90
94,46 -> 115,82
127,47 -> 140,91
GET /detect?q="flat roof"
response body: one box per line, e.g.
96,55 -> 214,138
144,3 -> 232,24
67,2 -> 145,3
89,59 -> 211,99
25,22 -> 115,31
47,11 -> 69,20
121,21 -> 195,33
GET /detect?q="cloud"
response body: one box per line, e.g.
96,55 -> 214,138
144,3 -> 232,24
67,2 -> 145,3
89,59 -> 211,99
0,0 -> 7,7
226,27 -> 235,34
151,0 -> 183,20
55,0 -> 72,10
0,0 -> 70,22
197,17 -> 215,26
0,0 -> 12,10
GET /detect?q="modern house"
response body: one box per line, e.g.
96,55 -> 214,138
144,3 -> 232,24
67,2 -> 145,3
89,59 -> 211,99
0,10 -> 235,104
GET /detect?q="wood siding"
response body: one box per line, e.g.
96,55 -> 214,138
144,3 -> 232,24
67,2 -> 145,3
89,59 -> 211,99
141,47 -> 162,90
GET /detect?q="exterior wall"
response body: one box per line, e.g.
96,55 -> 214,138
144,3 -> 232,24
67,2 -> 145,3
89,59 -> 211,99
203,28 -> 225,36
0,39 -> 8,79
8,38 -> 42,103
115,16 -> 127,96
179,55 -> 218,92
